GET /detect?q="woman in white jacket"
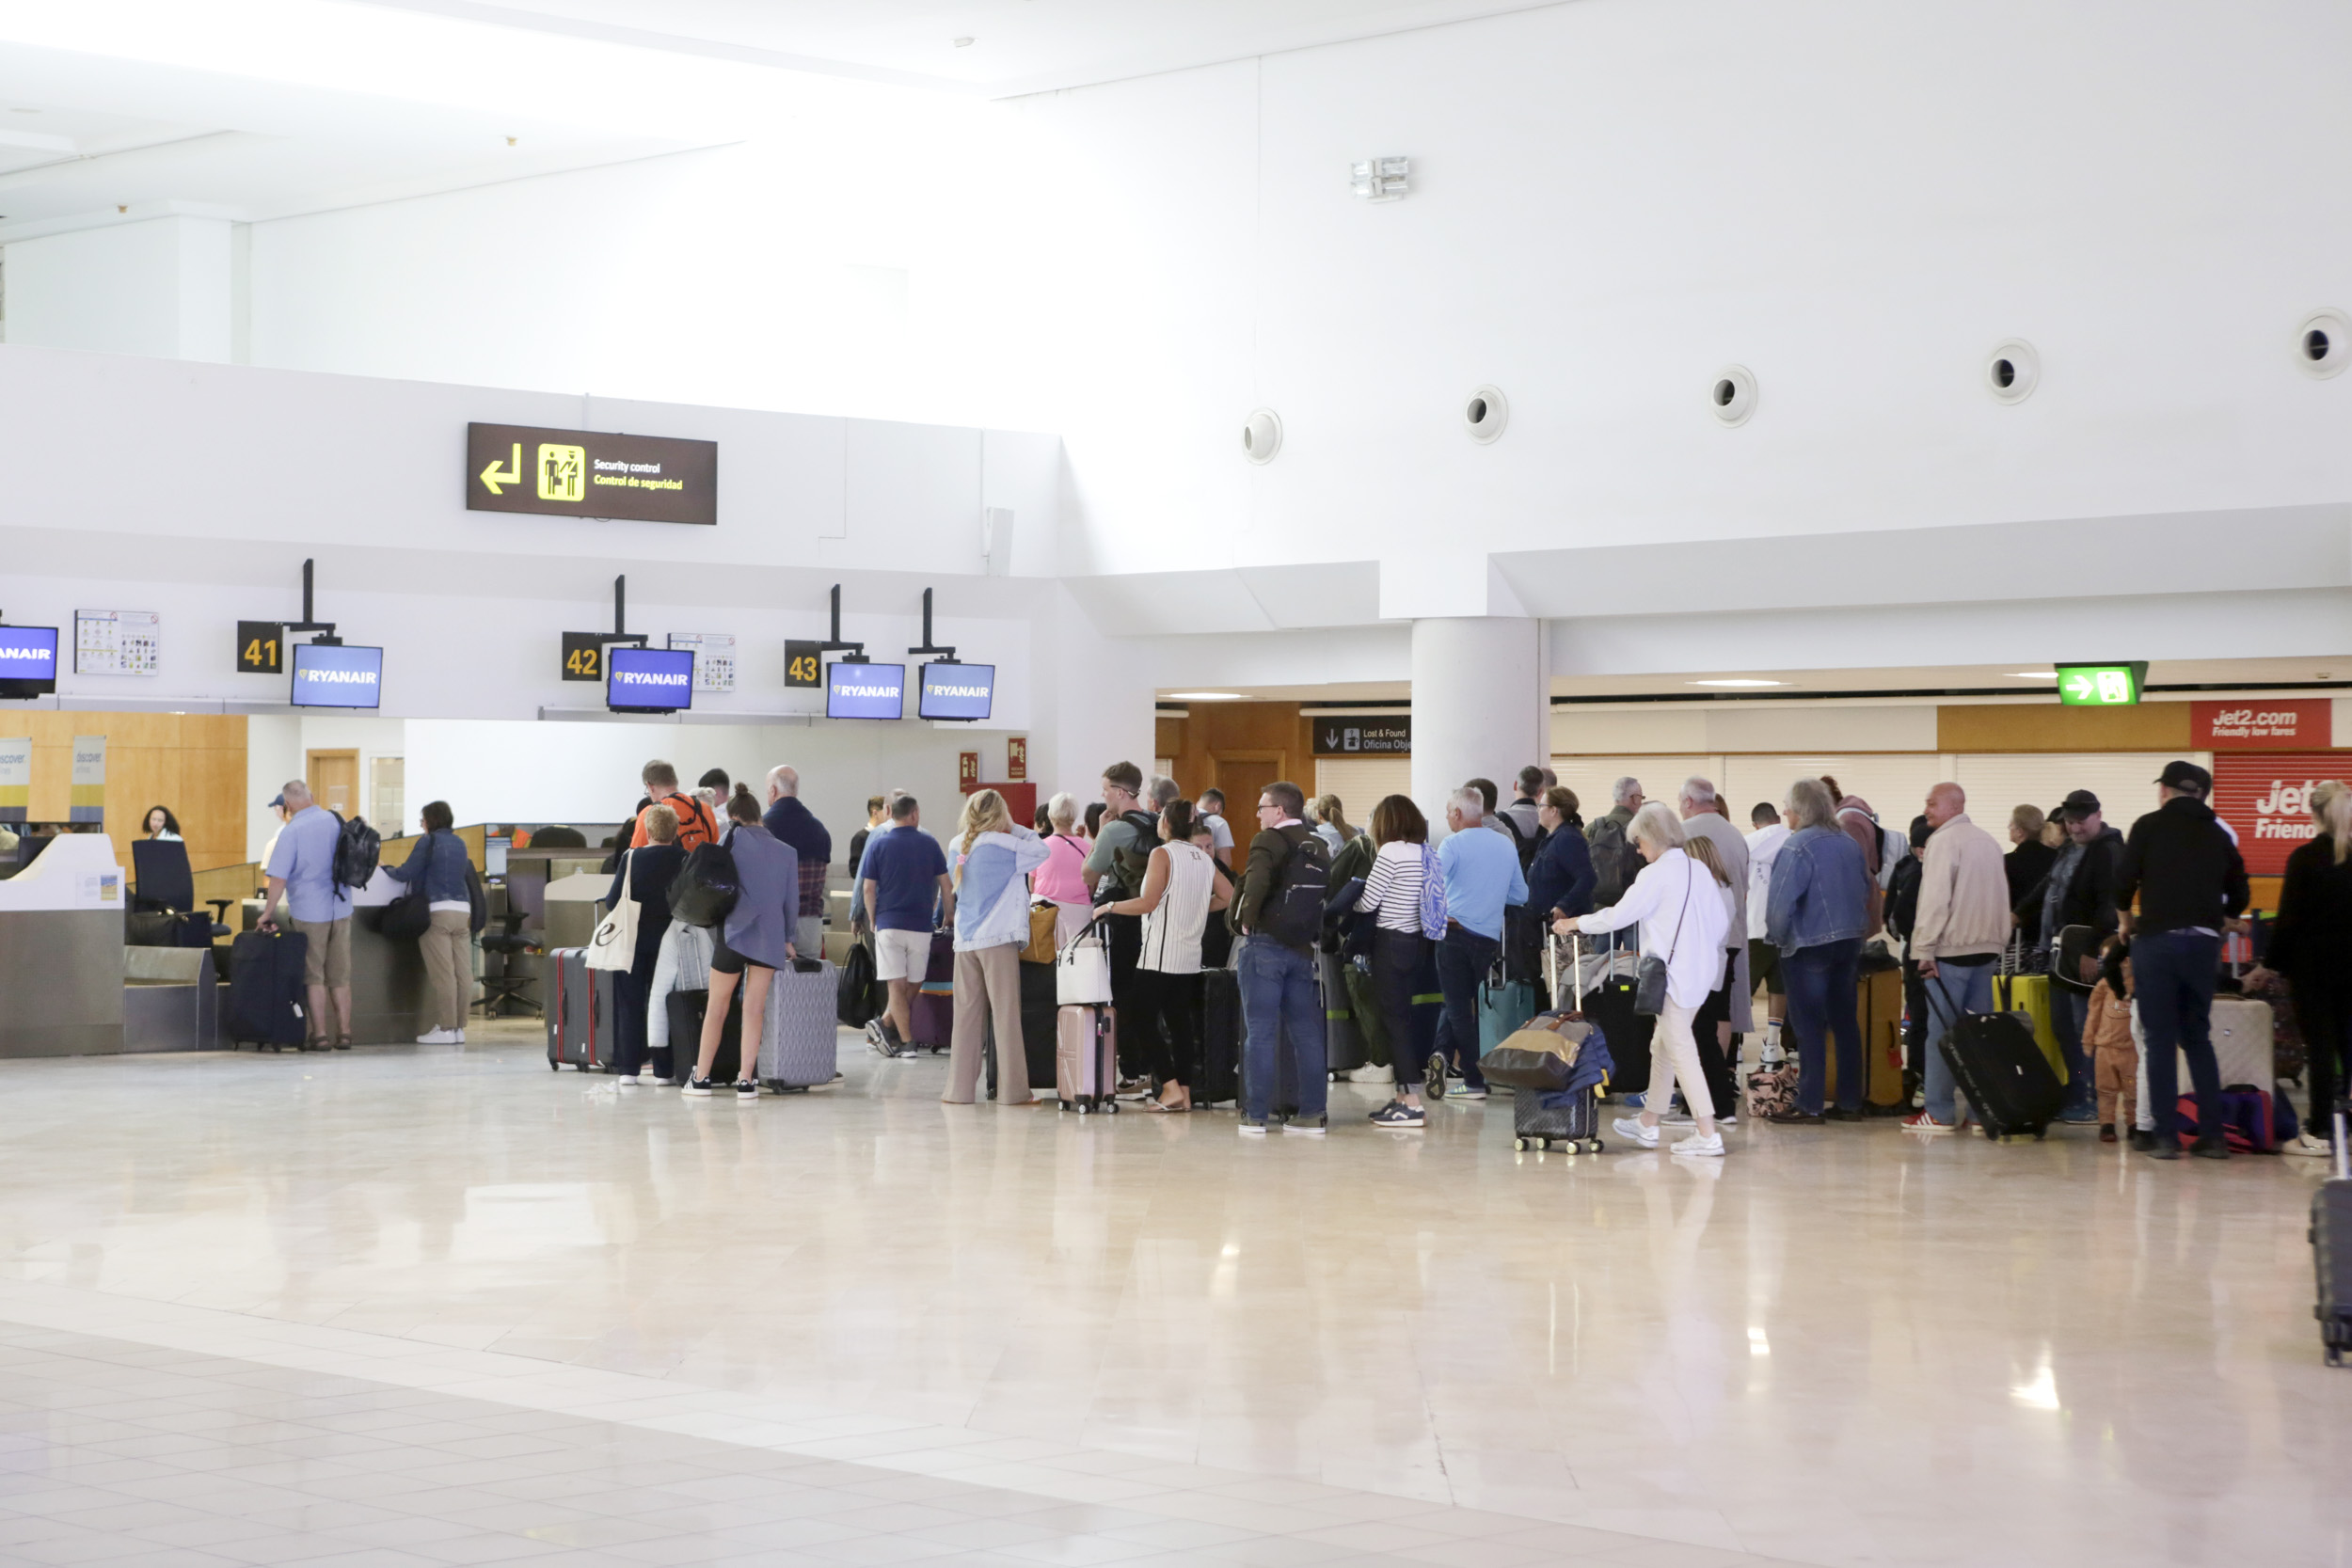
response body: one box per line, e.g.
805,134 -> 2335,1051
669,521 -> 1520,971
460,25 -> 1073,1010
945,789 -> 1052,1106
1559,802 -> 1734,1156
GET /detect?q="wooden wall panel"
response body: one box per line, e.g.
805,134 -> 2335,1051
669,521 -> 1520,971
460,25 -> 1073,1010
4,713 -> 246,875
1937,702 -> 2192,752
1162,702 -> 1315,805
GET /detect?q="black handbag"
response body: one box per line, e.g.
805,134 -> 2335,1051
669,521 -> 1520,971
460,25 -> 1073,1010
380,884 -> 431,940
1632,863 -> 1692,1017
669,838 -> 740,928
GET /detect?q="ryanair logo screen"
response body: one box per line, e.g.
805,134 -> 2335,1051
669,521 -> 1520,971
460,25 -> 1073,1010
607,646 -> 696,712
290,643 -> 385,710
828,661 -> 906,721
468,422 -> 717,526
0,626 -> 59,681
918,661 -> 995,721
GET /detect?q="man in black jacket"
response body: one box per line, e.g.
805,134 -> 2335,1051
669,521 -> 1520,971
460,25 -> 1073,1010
2115,761 -> 2250,1160
1232,781 -> 1330,1135
2018,788 -> 2125,1120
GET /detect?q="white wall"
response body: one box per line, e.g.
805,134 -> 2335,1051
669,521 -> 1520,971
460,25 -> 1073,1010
4,217 -> 232,361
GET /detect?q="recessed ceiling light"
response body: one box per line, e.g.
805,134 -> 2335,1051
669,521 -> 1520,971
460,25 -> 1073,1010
8,107 -> 37,114
1687,678 -> 1785,688
1168,691 -> 1244,701
2006,671 -> 2058,678
952,36 -> 974,47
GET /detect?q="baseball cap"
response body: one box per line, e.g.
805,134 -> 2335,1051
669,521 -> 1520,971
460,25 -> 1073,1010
2155,760 -> 2213,794
266,792 -> 286,809
2054,789 -> 2102,820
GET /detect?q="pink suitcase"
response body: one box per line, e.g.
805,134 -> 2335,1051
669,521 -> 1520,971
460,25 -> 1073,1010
1057,1004 -> 1119,1114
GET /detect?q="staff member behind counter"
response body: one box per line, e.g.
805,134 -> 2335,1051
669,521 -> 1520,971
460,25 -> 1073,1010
259,780 -> 354,1052
383,800 -> 473,1045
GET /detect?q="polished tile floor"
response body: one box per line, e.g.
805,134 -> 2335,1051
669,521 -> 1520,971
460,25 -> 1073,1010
0,1023 -> 2343,1568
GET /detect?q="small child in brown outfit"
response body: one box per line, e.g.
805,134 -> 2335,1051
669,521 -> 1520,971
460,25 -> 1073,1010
2083,940 -> 2136,1143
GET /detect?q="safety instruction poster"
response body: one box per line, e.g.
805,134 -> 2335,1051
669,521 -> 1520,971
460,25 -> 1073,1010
667,632 -> 737,693
75,610 -> 160,676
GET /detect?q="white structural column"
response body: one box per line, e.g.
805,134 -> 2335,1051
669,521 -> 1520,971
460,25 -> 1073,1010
2,216 -> 234,361
1409,616 -> 1549,835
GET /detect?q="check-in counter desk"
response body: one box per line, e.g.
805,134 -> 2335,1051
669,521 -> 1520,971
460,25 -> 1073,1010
493,847 -> 610,1007
239,866 -> 428,1045
0,834 -> 128,1057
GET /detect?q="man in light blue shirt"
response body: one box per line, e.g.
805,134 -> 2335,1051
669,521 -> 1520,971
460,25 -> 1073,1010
260,780 -> 356,1050
1428,785 -> 1528,1098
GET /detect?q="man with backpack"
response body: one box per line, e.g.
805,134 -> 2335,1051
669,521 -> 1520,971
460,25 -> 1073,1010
1231,780 -> 1331,1135
628,760 -> 719,854
1426,786 -> 1529,1100
1085,762 -> 1164,1079
1586,777 -> 1644,909
258,779 -> 358,1051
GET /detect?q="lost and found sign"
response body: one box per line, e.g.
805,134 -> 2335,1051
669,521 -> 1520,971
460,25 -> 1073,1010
1311,717 -> 1411,755
467,423 -> 717,525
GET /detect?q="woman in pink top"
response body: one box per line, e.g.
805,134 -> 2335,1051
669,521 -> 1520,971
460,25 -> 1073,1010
1030,791 -> 1095,945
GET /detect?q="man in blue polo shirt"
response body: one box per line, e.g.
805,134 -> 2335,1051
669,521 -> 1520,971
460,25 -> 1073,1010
259,779 -> 355,1051
858,795 -> 953,1055
1426,784 -> 1528,1099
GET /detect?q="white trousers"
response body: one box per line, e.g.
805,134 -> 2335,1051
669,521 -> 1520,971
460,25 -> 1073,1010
1650,995 -> 1713,1121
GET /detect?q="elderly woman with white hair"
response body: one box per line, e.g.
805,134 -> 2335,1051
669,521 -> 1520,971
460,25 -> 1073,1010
1030,790 -> 1096,946
1763,777 -> 1876,1125
1558,801 -> 1734,1156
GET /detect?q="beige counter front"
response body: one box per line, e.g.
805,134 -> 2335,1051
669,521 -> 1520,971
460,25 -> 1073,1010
0,835 -> 128,1057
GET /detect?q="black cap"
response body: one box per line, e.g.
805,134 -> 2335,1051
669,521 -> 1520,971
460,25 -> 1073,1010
2054,789 -> 2102,820
2155,759 -> 2213,795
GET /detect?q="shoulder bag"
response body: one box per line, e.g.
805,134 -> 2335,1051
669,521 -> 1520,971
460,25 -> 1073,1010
586,850 -> 640,971
1057,915 -> 1115,1006
379,832 -> 438,940
1631,861 -> 1692,1017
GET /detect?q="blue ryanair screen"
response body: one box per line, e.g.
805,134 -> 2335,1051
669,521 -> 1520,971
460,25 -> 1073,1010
289,643 -> 384,709
607,646 -> 694,711
0,626 -> 59,689
827,661 -> 904,720
918,661 -> 994,721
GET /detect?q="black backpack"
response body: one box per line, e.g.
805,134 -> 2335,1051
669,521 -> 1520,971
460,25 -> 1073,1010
1498,810 -> 1548,875
1588,815 -> 1635,906
1258,829 -> 1331,948
331,812 -> 381,890
1109,808 -> 1161,895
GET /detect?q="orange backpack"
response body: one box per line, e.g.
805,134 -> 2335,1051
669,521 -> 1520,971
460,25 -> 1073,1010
636,792 -> 718,854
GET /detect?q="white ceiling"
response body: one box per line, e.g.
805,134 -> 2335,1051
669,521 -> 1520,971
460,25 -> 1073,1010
360,0 -> 1562,97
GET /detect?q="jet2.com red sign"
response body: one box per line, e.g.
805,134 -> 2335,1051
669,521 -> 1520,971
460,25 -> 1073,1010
2212,752 -> 2352,874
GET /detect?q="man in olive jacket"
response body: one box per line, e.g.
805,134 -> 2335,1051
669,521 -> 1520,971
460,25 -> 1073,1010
1231,780 -> 1329,1135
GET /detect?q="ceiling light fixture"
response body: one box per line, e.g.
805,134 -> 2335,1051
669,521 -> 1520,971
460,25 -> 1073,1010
1350,157 -> 1408,201
1688,678 -> 1785,688
952,36 -> 974,47
1168,691 -> 1244,702
2006,671 -> 2058,678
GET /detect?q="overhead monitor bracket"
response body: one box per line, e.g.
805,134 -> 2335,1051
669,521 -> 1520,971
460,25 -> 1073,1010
821,584 -> 869,663
283,558 -> 342,645
604,574 -> 649,650
906,587 -> 956,663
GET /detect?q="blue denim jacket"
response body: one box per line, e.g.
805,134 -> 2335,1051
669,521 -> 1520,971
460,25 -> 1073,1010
1765,825 -> 1873,953
384,829 -> 471,904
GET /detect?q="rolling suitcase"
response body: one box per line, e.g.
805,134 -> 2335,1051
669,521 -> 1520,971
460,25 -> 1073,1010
1057,1003 -> 1120,1113
1579,931 -> 1653,1097
759,958 -> 838,1090
907,930 -> 956,1051
1197,967 -> 1242,1106
1477,962 -> 1536,1058
666,987 -> 742,1082
1341,957 -> 1391,1068
2209,995 -> 2276,1092
227,928 -> 309,1051
2312,1106 -> 2352,1365
1508,939 -> 1605,1151
1931,984 -> 2062,1140
1321,950 -> 1367,1076
546,947 -> 618,1070
989,959 -> 1064,1098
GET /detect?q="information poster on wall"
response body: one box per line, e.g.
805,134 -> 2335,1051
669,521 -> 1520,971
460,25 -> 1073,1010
75,610 -> 159,676
0,736 -> 28,823
2212,752 -> 2344,875
667,632 -> 737,693
70,736 -> 105,825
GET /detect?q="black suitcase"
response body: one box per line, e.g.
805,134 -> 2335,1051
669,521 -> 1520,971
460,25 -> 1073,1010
1578,936 -> 1654,1097
227,929 -> 310,1050
2313,1107 -> 2352,1366
986,961 -> 1064,1099
1934,999 -> 2062,1140
666,987 -> 743,1083
1198,967 -> 1242,1106
1321,951 -> 1367,1076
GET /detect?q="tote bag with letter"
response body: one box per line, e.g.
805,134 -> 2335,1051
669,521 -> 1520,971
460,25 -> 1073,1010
585,852 -> 639,972
1056,918 -> 1114,1006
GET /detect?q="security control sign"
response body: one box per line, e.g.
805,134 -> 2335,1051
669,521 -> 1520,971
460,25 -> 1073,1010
2054,663 -> 2147,707
1311,716 -> 1411,755
467,422 -> 717,526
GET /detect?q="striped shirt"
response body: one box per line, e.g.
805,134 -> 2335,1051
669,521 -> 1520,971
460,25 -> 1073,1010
1139,841 -> 1217,974
1357,840 -> 1426,935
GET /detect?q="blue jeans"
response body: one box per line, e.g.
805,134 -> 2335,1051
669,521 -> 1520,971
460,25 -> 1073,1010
1918,960 -> 1996,1124
1433,927 -> 1499,1091
1786,938 -> 1864,1115
2050,982 -> 2094,1117
1237,939 -> 1327,1122
2135,929 -> 2223,1146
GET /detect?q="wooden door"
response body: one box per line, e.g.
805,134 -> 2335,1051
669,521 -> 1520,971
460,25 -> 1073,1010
307,749 -> 360,817
1211,752 -> 1285,819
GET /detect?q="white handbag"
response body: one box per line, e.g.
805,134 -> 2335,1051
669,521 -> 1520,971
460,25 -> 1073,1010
585,852 -> 639,972
1056,917 -> 1113,1006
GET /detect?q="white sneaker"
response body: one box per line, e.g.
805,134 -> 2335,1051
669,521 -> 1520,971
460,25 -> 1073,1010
1611,1116 -> 1660,1148
415,1028 -> 457,1044
1674,1132 -> 1725,1158
1347,1063 -> 1394,1084
454,1029 -> 467,1044
2284,1132 -> 2334,1157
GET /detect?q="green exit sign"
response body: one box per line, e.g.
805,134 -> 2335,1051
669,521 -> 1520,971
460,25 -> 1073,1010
2055,662 -> 2149,706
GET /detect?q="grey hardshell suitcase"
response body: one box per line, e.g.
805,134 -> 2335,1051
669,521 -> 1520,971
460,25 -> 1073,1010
758,957 -> 839,1090
2314,1107 -> 2352,1366
546,947 -> 617,1071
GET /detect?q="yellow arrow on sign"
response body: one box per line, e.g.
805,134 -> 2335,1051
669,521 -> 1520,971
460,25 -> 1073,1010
479,442 -> 521,495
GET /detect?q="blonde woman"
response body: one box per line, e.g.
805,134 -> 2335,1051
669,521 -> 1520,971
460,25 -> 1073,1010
2249,779 -> 2352,1154
1560,801 -> 1733,1156
1310,795 -> 1357,856
1103,799 -> 1229,1111
945,789 -> 1050,1105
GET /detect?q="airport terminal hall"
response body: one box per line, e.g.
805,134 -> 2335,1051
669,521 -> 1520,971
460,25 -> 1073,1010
4,4 -> 2352,1566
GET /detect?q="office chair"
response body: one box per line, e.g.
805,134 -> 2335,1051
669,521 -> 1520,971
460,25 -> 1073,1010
476,911 -> 541,1018
129,840 -> 234,948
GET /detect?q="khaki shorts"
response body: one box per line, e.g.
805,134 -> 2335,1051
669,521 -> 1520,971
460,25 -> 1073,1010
874,927 -> 933,983
295,916 -> 353,989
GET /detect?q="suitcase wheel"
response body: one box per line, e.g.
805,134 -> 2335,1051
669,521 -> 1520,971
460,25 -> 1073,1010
1587,1138 -> 1604,1153
1102,1100 -> 1120,1115
548,1059 -> 560,1071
